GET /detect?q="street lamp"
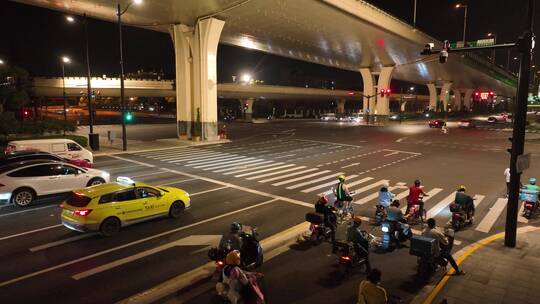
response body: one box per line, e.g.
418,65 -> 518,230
65,14 -> 96,146
487,32 -> 497,64
241,73 -> 252,83
61,56 -> 71,135
455,4 -> 468,46
0,59 -> 4,65
117,0 -> 143,151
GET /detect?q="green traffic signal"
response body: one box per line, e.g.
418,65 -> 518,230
125,112 -> 133,122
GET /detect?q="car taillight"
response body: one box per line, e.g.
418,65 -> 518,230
59,203 -> 64,208
4,144 -> 15,154
216,260 -> 224,268
312,224 -> 319,228
340,256 -> 351,261
525,203 -> 534,208
74,209 -> 92,216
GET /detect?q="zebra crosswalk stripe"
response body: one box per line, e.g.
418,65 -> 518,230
235,164 -> 296,178
272,170 -> 332,186
476,198 -> 507,233
216,161 -> 276,173
351,180 -> 389,197
135,148 -> 193,156
354,186 -> 400,206
203,159 -> 266,171
148,150 -> 217,159
193,157 -> 255,169
286,172 -> 344,190
301,175 -> 364,193
258,168 -> 318,183
426,192 -> 456,219
164,152 -> 227,162
246,166 -> 307,180
186,155 -> 247,166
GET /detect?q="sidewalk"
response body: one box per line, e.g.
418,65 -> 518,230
419,226 -> 540,304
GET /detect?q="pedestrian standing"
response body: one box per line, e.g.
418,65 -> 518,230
504,168 -> 511,197
357,268 -> 388,304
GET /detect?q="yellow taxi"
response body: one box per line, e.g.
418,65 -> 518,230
61,177 -> 190,236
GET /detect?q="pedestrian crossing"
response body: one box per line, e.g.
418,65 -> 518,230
133,146 -> 520,234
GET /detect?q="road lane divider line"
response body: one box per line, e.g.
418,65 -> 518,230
110,156 -> 156,167
30,233 -> 98,252
128,171 -> 169,179
382,148 -> 421,155
0,198 -> 280,288
292,138 -> 365,147
116,221 -> 311,304
190,186 -> 229,196
475,198 -> 507,233
157,178 -> 199,186
0,224 -> 63,241
0,205 -> 57,218
383,151 -> 399,157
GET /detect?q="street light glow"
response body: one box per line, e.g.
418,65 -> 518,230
409,86 -> 415,91
66,16 -> 75,23
0,59 -> 4,65
241,73 -> 252,83
62,56 -> 71,63
133,0 -> 143,4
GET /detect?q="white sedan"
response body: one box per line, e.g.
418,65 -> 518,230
0,160 -> 110,207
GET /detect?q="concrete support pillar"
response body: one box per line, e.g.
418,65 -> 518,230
440,82 -> 453,112
360,68 -> 376,113
170,18 -> 224,141
427,83 -> 437,111
337,99 -> 346,114
463,89 -> 474,111
375,66 -> 394,115
453,89 -> 463,111
241,98 -> 254,120
400,101 -> 407,112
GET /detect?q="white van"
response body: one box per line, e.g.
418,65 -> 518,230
4,139 -> 93,163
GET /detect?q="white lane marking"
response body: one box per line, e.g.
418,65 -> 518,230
220,162 -> 279,174
245,165 -> 306,180
214,161 -> 275,173
301,175 -> 363,193
0,205 -> 57,218
382,149 -> 421,155
0,198 -> 280,288
111,156 -> 156,167
292,139 -> 365,147
135,147 -> 195,156
166,152 -> 230,163
518,201 -> 529,223
106,164 -> 145,171
274,154 -> 296,159
341,163 -> 360,169
354,186 -> 399,206
203,159 -> 265,171
72,235 -> 223,280
327,146 -> 343,150
351,180 -> 389,197
383,151 -> 399,157
246,150 -> 270,155
286,172 -> 344,190
347,177 -> 376,188
272,170 -> 331,186
257,168 -> 318,183
190,186 -> 229,196
0,224 -> 63,241
473,194 -> 485,208
400,188 -> 443,213
476,198 -> 508,233
30,233 -> 98,252
395,137 -> 406,143
234,164 -> 295,178
186,155 -> 246,165
158,178 -> 199,186
426,192 -> 457,219
393,189 -> 411,201
142,150 -> 211,160
193,157 -> 255,169
128,171 -> 168,179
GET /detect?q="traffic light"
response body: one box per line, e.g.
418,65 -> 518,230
124,112 -> 134,122
489,91 -> 495,97
380,88 -> 391,97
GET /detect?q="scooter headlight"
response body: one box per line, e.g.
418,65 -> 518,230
381,224 -> 389,233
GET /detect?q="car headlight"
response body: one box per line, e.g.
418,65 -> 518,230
0,193 -> 12,201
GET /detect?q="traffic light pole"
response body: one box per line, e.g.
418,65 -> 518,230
419,0 -> 535,248
117,3 -> 127,151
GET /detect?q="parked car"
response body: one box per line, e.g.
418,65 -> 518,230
0,151 -> 92,168
458,119 -> 476,129
320,113 -> 337,121
0,160 -> 110,207
4,139 -> 93,163
428,119 -> 445,128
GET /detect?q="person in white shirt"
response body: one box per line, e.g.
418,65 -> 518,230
504,168 -> 511,197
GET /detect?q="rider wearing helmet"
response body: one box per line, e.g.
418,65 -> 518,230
378,182 -> 395,208
455,185 -> 475,220
219,222 -> 244,252
346,216 -> 372,272
335,175 -> 353,205
406,179 -> 428,215
315,195 -> 337,247
524,178 -> 540,191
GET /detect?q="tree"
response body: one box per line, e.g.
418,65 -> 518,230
0,66 -> 33,113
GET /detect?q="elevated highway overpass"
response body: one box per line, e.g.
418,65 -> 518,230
15,0 -> 517,140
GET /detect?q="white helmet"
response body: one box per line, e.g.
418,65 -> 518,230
382,182 -> 390,189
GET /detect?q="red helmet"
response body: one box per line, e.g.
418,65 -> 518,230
318,195 -> 328,205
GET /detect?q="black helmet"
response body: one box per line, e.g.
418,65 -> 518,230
414,179 -> 421,186
230,222 -> 242,233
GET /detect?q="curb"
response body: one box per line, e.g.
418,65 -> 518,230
410,225 -> 540,304
117,222 -> 310,304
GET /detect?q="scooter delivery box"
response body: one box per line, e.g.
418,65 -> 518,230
410,235 -> 438,258
305,212 -> 324,224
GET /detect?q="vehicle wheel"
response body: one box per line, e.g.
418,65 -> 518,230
453,219 -> 462,231
169,201 -> 185,218
100,217 -> 121,237
87,177 -> 105,187
524,209 -> 532,219
11,188 -> 35,207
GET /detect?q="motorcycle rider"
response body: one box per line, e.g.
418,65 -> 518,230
422,218 -> 465,275
378,182 -> 394,208
219,222 -> 244,252
523,178 -> 540,192
455,185 -> 475,220
346,216 -> 372,272
386,200 -> 410,243
315,196 -> 337,250
406,179 -> 428,215
335,174 -> 353,208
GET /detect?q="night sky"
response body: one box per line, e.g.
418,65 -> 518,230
1,0 -> 538,90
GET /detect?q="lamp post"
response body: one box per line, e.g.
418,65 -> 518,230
455,4 -> 468,46
61,56 -> 71,135
413,0 -> 417,28
117,0 -> 142,151
66,14 -> 95,142
487,32 -> 497,64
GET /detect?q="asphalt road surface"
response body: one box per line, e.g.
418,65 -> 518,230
1,120 -> 539,304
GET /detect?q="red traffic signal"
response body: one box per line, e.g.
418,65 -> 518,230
379,88 -> 391,97
348,91 -> 355,96
474,92 -> 480,97
489,91 -> 494,96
